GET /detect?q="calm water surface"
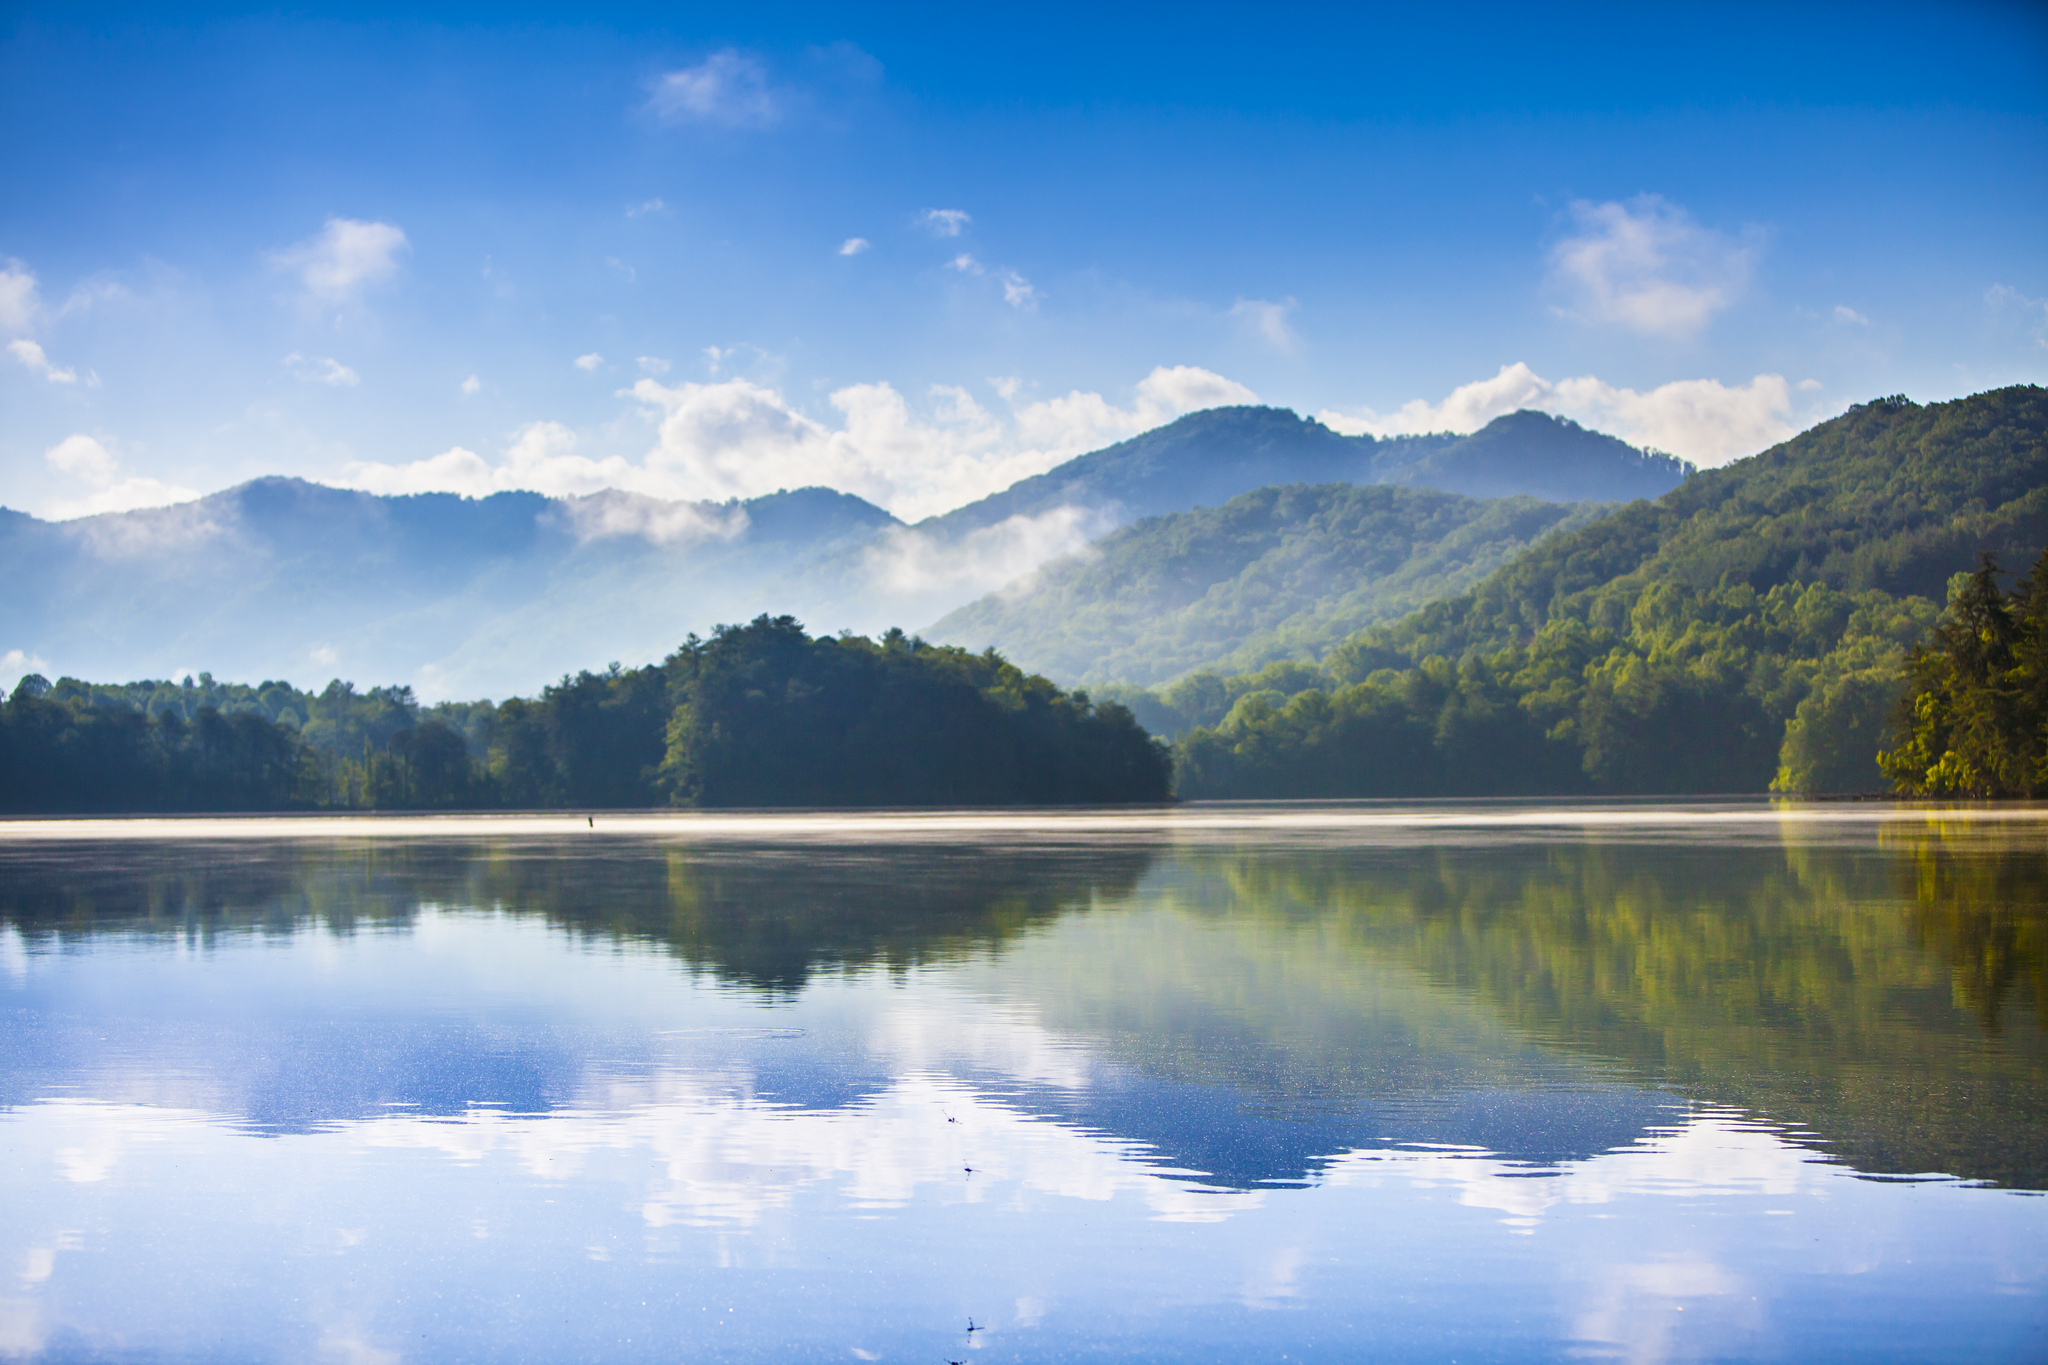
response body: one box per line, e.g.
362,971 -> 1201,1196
1,802 -> 2043,1363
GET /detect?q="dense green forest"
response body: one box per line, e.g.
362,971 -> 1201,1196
0,617 -> 1170,812
928,484 -> 1611,686
1150,387 -> 2047,796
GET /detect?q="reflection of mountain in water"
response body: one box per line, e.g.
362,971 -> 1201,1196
1,822 -> 2042,1187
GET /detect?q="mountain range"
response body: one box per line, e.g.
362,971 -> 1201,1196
0,407 -> 1690,698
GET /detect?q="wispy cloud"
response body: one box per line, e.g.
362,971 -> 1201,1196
636,356 -> 671,375
947,253 -> 983,275
0,259 -> 40,334
1547,196 -> 1756,340
574,353 -> 604,371
999,270 -> 1040,309
283,352 -> 360,387
920,208 -> 971,238
1986,283 -> 2048,348
44,434 -> 200,519
1230,297 -> 1299,352
270,218 -> 409,306
1318,361 -> 1802,467
460,374 -> 482,396
8,338 -> 77,384
649,50 -> 780,127
1832,305 -> 1869,325
627,198 -> 666,217
839,237 -> 871,256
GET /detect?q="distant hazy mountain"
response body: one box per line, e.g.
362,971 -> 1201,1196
0,478 -> 905,699
925,484 -> 1613,686
0,405 -> 1690,699
923,406 -> 1688,538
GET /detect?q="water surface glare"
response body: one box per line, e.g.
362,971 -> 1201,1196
1,802 -> 2043,1362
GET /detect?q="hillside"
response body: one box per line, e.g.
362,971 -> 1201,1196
1162,387 -> 2048,797
0,479 -> 905,699
925,406 -> 1687,538
926,484 -> 1611,686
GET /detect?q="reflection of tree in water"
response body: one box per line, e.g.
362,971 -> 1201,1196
0,837 -> 1162,994
1887,820 -> 2048,1032
1163,827 -> 2048,1186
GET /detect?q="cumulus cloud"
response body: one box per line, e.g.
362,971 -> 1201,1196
283,352 -> 360,387
1230,297 -> 1299,352
947,253 -> 983,275
271,218 -> 409,305
1548,196 -> 1755,339
8,338 -> 77,384
1317,361 -> 1800,467
839,237 -> 871,256
555,490 -> 748,546
336,365 -> 1255,523
649,50 -> 779,127
43,434 -> 201,519
0,260 -> 39,334
921,209 -> 971,238
574,353 -> 604,371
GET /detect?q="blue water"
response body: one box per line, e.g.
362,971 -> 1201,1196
0,804 -> 2042,1362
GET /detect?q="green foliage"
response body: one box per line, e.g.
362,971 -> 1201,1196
660,616 -> 1171,806
0,618 -> 1167,812
928,483 -> 1611,687
1169,388 -> 2044,797
1880,550 -> 2048,797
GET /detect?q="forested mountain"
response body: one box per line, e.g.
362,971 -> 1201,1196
1,406 -> 1681,700
927,484 -> 1613,686
923,405 -> 1688,539
1159,387 -> 2048,796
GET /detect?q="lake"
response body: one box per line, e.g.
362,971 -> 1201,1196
1,802 -> 2043,1362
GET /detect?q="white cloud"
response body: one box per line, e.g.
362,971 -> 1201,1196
336,365 -> 1256,523
1230,297 -> 1299,352
1,648 -> 53,692
921,209 -> 971,238
573,353 -> 604,371
555,490 -> 748,546
999,269 -> 1039,309
8,338 -> 76,384
460,374 -> 482,395
627,198 -> 666,217
947,254 -> 982,275
1317,361 -> 1800,467
649,50 -> 779,127
43,434 -> 201,519
860,506 -> 1112,597
270,218 -> 409,305
283,352 -> 360,387
636,356 -> 670,375
1009,365 -> 1258,456
1548,196 -> 1755,339
0,260 -> 39,334
839,237 -> 871,256
1832,305 -> 1869,325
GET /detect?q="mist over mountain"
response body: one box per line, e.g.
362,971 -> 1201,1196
0,406 -> 1690,699
925,485 -> 1614,686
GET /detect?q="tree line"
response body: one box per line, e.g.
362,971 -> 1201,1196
0,617 -> 1171,813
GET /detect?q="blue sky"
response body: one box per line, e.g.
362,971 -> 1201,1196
3,1 -> 2044,521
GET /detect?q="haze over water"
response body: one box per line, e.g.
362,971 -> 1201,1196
1,802 -> 2043,1362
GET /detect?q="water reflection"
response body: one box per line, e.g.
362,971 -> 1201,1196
0,807 -> 2044,1362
